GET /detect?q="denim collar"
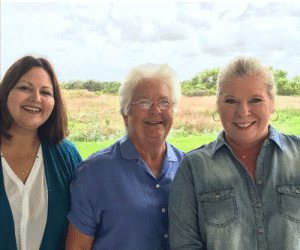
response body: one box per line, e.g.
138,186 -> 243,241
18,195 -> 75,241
211,125 -> 284,157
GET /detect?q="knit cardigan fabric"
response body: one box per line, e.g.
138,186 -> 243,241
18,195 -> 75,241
0,139 -> 82,250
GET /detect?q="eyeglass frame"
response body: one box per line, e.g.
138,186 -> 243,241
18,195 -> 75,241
131,98 -> 174,111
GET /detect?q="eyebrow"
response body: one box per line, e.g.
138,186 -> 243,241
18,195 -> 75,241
223,94 -> 265,99
136,95 -> 171,100
18,80 -> 53,89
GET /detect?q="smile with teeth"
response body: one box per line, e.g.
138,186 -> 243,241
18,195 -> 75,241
145,121 -> 163,124
235,122 -> 254,128
23,106 -> 41,112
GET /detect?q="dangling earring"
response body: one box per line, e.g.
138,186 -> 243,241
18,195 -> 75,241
271,110 -> 279,122
213,111 -> 220,122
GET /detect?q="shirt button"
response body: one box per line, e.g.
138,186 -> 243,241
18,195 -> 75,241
162,208 -> 166,213
164,234 -> 168,238
296,189 -> 300,194
258,180 -> 263,185
156,184 -> 160,188
258,228 -> 264,234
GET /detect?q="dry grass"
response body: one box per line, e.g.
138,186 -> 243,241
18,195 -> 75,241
274,95 -> 300,109
62,89 -> 300,139
174,96 -> 220,132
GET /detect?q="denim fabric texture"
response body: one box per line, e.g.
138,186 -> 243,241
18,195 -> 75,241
68,134 -> 185,250
169,126 -> 300,250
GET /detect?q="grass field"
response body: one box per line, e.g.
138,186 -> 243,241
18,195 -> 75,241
63,90 -> 300,159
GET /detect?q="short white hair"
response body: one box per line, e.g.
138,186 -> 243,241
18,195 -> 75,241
119,63 -> 181,116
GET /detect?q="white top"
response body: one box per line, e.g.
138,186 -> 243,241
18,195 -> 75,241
1,146 -> 48,250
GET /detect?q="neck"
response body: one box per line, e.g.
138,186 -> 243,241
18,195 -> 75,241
1,128 -> 40,149
130,136 -> 166,179
225,136 -> 266,180
133,139 -> 166,161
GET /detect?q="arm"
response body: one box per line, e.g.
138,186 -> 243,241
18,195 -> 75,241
168,157 -> 205,250
65,222 -> 94,250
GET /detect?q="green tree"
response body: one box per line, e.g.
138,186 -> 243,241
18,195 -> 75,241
181,68 -> 220,96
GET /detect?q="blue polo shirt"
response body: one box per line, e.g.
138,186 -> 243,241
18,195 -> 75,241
68,134 -> 185,249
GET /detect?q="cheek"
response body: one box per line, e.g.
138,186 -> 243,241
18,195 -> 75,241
219,108 -> 233,121
46,99 -> 55,113
7,95 -> 17,114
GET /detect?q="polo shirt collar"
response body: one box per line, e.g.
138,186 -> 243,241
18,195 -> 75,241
120,134 -> 140,160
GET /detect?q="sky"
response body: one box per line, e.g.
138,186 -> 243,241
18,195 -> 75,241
2,1 -> 300,83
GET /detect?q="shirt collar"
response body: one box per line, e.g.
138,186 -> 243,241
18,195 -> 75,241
120,134 -> 140,160
268,125 -> 284,150
37,144 -> 43,158
120,134 -> 178,162
211,125 -> 284,157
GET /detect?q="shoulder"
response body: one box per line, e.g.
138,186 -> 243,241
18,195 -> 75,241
176,141 -> 218,170
277,132 -> 300,150
42,139 -> 82,167
185,142 -> 214,158
60,139 -> 80,153
74,140 -> 121,176
87,139 -> 120,162
167,142 -> 186,160
43,139 -> 77,151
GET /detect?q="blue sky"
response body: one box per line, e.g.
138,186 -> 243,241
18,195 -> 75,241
2,2 -> 300,82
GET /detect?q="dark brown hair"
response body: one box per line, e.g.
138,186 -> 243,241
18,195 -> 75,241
0,55 -> 69,144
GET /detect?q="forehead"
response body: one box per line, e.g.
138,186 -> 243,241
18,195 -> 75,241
18,67 -> 53,87
133,78 -> 170,98
221,74 -> 268,96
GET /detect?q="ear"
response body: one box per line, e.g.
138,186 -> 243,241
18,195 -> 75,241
270,102 -> 275,113
122,114 -> 128,127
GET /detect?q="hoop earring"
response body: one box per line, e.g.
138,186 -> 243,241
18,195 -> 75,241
213,112 -> 220,122
271,110 -> 279,122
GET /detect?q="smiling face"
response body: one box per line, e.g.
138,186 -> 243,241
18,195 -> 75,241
123,78 -> 173,150
7,67 -> 55,134
217,73 -> 274,148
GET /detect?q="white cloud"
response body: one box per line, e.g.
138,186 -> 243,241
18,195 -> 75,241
2,2 -> 300,82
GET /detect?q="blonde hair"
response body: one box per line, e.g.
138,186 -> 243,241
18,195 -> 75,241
217,56 -> 276,104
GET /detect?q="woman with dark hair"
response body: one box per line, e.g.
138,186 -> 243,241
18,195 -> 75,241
0,55 -> 82,249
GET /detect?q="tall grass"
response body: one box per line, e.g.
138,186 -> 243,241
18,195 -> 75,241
63,90 -> 300,142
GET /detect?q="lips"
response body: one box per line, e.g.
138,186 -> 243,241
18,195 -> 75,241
234,122 -> 255,129
145,121 -> 163,125
23,105 -> 42,112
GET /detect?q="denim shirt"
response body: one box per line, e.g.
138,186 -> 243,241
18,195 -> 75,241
169,126 -> 300,250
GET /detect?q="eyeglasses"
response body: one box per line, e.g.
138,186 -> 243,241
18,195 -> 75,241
131,99 -> 174,111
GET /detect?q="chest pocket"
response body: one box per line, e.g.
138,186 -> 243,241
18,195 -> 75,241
199,188 -> 237,227
277,184 -> 300,223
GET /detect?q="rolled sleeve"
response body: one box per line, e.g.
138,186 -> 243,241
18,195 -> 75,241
168,157 -> 204,249
68,162 -> 99,236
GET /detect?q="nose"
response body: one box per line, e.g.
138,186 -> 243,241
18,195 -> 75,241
237,102 -> 251,117
30,90 -> 41,103
149,102 -> 162,115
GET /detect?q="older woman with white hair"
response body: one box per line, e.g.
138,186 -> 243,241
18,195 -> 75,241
65,63 -> 185,249
168,56 -> 300,250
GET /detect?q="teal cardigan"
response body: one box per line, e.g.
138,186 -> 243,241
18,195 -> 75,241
0,139 -> 82,249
